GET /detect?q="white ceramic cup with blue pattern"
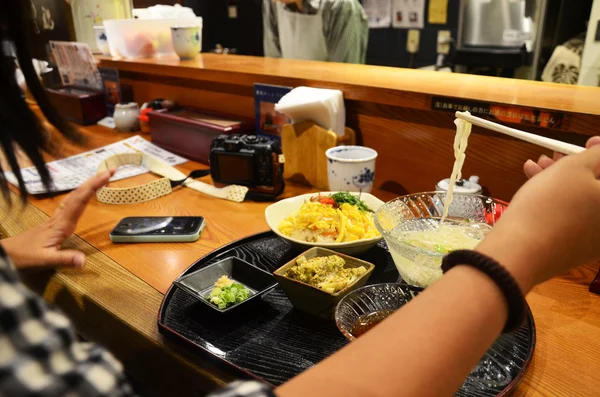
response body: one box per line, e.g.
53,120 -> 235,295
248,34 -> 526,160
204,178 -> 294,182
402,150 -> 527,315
326,146 -> 378,193
94,26 -> 111,56
171,26 -> 201,60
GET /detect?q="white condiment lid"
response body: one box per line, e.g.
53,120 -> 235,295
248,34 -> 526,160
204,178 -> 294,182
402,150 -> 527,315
436,175 -> 482,194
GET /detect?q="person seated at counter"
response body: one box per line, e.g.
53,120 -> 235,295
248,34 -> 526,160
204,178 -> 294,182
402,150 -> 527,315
263,0 -> 368,63
2,2 -> 600,396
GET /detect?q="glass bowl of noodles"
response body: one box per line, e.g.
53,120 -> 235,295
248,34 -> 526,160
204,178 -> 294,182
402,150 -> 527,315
374,192 -> 508,287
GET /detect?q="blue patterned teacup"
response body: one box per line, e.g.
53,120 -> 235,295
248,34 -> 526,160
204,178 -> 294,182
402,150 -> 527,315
94,26 -> 111,56
171,26 -> 201,60
326,146 -> 377,193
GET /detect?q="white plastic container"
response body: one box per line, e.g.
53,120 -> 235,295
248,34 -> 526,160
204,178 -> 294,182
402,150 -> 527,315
104,17 -> 202,59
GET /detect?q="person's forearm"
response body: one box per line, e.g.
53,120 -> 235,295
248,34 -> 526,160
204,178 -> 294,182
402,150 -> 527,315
277,264 -> 512,396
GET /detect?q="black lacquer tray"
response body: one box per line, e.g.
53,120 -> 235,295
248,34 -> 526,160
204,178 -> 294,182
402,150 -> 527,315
158,232 -> 535,396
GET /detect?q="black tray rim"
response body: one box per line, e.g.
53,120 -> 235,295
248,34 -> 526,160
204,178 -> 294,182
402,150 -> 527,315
158,230 -> 537,394
158,231 -> 275,384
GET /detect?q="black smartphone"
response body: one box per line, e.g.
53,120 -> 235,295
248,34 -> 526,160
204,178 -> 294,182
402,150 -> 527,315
109,216 -> 205,243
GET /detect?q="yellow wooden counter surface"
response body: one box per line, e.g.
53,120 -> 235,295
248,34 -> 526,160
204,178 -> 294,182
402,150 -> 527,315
0,118 -> 598,396
99,54 -> 600,116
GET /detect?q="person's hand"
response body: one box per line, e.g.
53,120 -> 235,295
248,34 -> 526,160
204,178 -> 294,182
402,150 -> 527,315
478,145 -> 600,293
1,170 -> 114,270
523,136 -> 600,178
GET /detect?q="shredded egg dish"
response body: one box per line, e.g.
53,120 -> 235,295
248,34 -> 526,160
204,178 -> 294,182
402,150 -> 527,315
278,193 -> 380,243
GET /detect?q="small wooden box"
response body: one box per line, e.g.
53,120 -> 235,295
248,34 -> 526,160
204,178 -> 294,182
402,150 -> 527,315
148,108 -> 254,165
282,121 -> 356,190
45,86 -> 106,125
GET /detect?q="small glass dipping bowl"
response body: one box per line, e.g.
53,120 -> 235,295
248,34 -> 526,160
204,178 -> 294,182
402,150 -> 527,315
335,283 -> 423,340
374,192 -> 508,287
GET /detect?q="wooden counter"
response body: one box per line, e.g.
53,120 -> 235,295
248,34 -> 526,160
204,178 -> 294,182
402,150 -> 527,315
99,54 -> 600,202
98,54 -> 600,115
1,118 -> 600,396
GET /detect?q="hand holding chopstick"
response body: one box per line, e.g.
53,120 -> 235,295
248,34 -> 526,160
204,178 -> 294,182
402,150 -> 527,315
455,111 -> 585,155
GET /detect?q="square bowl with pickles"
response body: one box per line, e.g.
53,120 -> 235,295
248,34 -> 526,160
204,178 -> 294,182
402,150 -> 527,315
273,247 -> 375,319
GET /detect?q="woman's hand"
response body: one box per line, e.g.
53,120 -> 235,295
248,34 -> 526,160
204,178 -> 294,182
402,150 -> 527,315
1,170 -> 114,270
479,144 -> 600,292
523,136 -> 600,178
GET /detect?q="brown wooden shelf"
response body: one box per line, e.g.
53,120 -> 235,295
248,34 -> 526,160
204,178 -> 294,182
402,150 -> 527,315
98,54 -> 600,115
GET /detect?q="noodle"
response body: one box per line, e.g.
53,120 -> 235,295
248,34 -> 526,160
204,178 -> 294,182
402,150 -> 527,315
400,224 -> 483,254
441,112 -> 473,223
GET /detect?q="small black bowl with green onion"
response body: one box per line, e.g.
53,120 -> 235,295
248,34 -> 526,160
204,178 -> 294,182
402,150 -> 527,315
174,257 -> 278,313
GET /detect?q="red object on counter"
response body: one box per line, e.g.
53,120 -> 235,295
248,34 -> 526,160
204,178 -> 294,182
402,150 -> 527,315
139,108 -> 152,134
148,108 -> 254,165
46,86 -> 106,125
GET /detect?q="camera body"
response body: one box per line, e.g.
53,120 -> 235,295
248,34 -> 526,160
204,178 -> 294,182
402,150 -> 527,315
209,135 -> 282,191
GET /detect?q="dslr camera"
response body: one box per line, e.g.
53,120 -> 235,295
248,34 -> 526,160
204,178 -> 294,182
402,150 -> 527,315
209,135 -> 284,200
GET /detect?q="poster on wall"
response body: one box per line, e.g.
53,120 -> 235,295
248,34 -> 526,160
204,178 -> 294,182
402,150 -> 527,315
392,0 -> 425,29
30,0 -> 72,61
363,0 -> 392,28
428,0 -> 448,24
69,0 -> 132,52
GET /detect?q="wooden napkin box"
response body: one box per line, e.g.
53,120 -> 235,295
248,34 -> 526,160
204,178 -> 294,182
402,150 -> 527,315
45,86 -> 106,125
149,108 -> 254,165
281,121 -> 356,190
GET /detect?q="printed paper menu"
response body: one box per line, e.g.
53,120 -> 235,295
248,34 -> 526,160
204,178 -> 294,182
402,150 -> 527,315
5,136 -> 188,195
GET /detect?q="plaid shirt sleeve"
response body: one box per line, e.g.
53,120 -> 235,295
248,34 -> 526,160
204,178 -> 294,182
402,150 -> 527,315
322,0 -> 369,64
263,0 -> 282,57
0,248 -> 137,396
0,245 -> 277,397
208,381 -> 276,397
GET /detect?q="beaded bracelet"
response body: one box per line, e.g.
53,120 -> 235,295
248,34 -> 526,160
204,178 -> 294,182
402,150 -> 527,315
441,250 -> 526,333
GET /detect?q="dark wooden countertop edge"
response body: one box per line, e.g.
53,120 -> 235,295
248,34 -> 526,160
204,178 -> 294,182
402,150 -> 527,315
0,191 -> 233,396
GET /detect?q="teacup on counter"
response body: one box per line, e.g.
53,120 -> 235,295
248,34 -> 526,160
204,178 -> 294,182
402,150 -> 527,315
326,146 -> 377,193
93,26 -> 111,56
171,26 -> 201,60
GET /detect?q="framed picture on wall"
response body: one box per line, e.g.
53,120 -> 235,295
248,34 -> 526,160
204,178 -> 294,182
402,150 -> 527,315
69,0 -> 132,52
29,0 -> 73,61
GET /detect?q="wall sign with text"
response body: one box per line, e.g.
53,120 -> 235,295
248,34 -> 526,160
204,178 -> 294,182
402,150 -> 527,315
431,96 -> 566,129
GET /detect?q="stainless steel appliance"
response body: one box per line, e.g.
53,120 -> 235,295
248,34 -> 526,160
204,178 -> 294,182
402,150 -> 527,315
454,0 -> 546,79
460,0 -> 536,49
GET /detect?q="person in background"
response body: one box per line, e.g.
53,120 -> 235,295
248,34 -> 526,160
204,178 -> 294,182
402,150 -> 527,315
263,0 -> 368,63
2,2 -> 600,397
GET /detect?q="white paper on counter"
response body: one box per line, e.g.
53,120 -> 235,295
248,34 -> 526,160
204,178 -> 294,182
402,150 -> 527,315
5,136 -> 188,195
363,0 -> 392,28
392,0 -> 425,29
275,87 -> 346,136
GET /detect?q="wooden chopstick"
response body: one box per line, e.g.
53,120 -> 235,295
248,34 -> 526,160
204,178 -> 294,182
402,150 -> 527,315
455,111 -> 585,155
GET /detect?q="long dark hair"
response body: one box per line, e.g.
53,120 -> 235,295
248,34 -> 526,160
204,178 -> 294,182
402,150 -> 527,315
0,2 -> 82,200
